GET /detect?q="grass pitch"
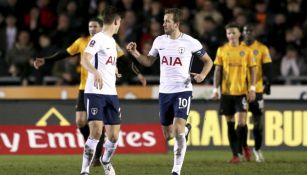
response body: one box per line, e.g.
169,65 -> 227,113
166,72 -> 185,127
1,150 -> 307,175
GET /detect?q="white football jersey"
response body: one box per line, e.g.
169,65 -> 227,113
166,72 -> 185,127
84,32 -> 117,95
149,33 -> 204,93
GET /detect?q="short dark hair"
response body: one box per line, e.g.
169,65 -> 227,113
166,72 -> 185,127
165,8 -> 182,23
102,5 -> 121,25
243,23 -> 255,31
89,17 -> 103,27
225,22 -> 241,30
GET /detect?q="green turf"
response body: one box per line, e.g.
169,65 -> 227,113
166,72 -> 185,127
1,150 -> 307,175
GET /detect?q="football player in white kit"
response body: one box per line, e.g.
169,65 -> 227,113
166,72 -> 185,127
127,8 -> 213,175
79,6 -> 121,175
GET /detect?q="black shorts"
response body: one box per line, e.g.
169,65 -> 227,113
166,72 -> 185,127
219,95 -> 248,116
75,90 -> 86,111
248,93 -> 264,115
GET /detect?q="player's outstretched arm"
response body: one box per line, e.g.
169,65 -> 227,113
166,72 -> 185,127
81,52 -> 103,89
126,42 -> 156,67
212,65 -> 222,100
33,50 -> 71,69
130,62 -> 147,86
127,58 -> 147,86
136,74 -> 147,86
116,51 -> 147,86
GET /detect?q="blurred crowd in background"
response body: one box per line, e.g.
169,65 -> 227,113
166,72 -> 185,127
0,0 -> 306,86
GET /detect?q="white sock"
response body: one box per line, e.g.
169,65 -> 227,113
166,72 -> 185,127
172,133 -> 187,174
81,138 -> 99,173
102,139 -> 117,163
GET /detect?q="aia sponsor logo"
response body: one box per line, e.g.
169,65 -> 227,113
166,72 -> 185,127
105,56 -> 116,65
161,56 -> 182,66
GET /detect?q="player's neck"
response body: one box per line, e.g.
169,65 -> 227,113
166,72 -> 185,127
169,30 -> 182,40
244,39 -> 255,46
229,40 -> 239,47
101,26 -> 114,37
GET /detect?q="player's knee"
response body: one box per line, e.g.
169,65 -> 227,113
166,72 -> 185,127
253,122 -> 263,131
237,117 -> 246,126
76,119 -> 87,128
91,129 -> 102,140
237,119 -> 246,126
75,112 -> 87,128
253,115 -> 263,131
173,127 -> 184,136
225,116 -> 235,122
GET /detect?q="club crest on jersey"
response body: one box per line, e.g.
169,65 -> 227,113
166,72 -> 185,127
178,47 -> 185,54
253,50 -> 259,56
91,108 -> 98,115
240,51 -> 245,57
89,40 -> 96,47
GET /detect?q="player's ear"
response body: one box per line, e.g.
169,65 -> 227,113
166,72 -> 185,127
114,19 -> 117,26
237,29 -> 241,37
114,17 -> 121,26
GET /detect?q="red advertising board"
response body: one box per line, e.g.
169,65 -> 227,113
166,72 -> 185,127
0,124 -> 167,155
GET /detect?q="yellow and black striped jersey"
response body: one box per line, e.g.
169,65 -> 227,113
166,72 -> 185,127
214,43 -> 256,95
66,36 -> 124,90
242,41 -> 272,93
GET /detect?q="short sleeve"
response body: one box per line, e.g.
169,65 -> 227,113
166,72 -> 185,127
191,38 -> 206,59
84,35 -> 101,56
190,38 -> 203,53
148,38 -> 159,57
247,49 -> 256,67
66,38 -> 81,55
214,47 -> 223,65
